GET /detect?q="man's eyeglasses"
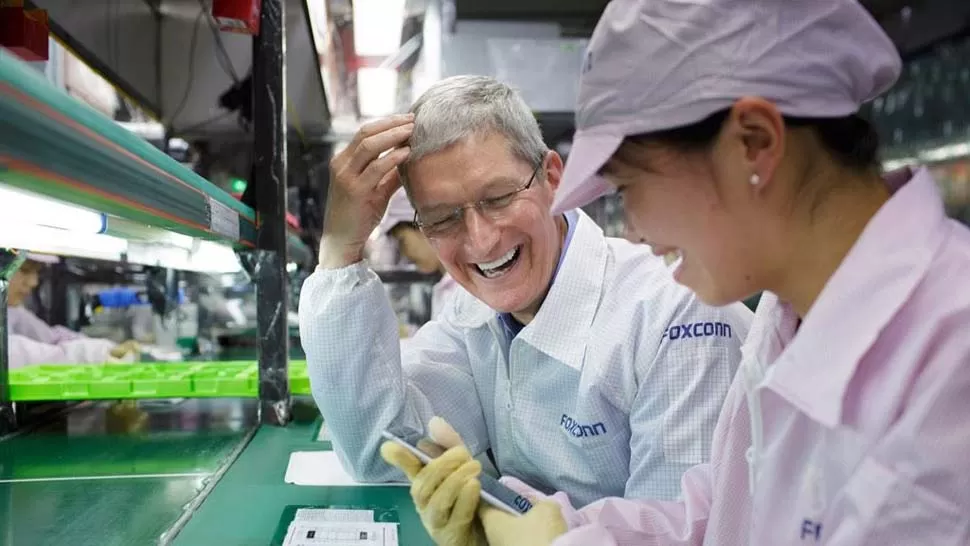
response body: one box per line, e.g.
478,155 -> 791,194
413,162 -> 543,239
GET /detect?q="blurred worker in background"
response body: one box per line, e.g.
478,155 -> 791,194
378,187 -> 459,320
7,254 -> 140,368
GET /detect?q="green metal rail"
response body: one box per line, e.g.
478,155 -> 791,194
0,49 -> 258,248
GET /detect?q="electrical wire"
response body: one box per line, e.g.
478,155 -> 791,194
196,0 -> 242,85
179,0 -> 311,145
211,31 -> 242,86
196,0 -> 251,137
169,9 -> 206,129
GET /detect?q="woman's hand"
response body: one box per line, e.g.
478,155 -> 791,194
479,499 -> 568,546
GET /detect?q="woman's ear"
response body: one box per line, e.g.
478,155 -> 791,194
729,97 -> 786,184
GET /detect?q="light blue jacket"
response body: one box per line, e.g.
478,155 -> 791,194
299,211 -> 752,506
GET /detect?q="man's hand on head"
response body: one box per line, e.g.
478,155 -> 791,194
320,114 -> 415,269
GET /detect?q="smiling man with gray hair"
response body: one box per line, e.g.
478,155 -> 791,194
299,75 -> 752,543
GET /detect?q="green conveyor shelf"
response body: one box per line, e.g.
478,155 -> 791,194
0,49 -> 257,247
7,361 -> 311,401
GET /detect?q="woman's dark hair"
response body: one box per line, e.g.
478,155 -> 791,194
629,108 -> 881,172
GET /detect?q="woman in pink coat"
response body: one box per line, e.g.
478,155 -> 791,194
382,0 -> 970,544
7,255 -> 139,368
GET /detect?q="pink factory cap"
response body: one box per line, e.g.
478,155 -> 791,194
552,0 -> 902,214
377,187 -> 417,236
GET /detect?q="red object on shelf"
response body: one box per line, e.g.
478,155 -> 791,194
212,0 -> 261,36
0,6 -> 49,61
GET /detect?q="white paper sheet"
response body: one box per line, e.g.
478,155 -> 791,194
293,508 -> 375,523
283,451 -> 408,487
282,522 -> 399,546
284,507 -> 398,546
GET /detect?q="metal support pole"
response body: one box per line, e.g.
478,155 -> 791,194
0,250 -> 26,435
251,0 -> 290,426
47,259 -> 68,327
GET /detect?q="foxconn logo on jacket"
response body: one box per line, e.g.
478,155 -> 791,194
662,322 -> 734,342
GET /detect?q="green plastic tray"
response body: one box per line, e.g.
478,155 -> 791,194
8,361 -> 312,401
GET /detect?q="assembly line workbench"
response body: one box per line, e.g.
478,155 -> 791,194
0,397 -> 434,545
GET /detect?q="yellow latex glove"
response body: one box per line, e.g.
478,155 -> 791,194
109,340 -> 141,361
380,417 -> 486,546
479,499 -> 568,546
105,400 -> 148,434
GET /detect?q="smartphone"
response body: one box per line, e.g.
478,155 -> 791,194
381,429 -> 533,516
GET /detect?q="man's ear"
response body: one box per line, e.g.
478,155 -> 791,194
543,151 -> 565,192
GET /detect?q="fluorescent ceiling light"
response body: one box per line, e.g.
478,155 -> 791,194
104,217 -> 196,251
0,225 -> 127,262
357,67 -> 398,117
126,240 -> 241,274
187,241 -> 242,274
125,244 -> 190,270
0,185 -> 106,234
0,185 -> 239,272
353,0 -> 406,56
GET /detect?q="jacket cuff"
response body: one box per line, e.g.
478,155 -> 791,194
310,261 -> 379,290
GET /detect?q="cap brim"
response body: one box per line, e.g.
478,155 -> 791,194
551,132 -> 623,215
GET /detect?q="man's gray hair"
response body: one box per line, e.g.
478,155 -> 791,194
400,75 -> 548,186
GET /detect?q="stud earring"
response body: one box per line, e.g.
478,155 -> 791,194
749,174 -> 760,186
